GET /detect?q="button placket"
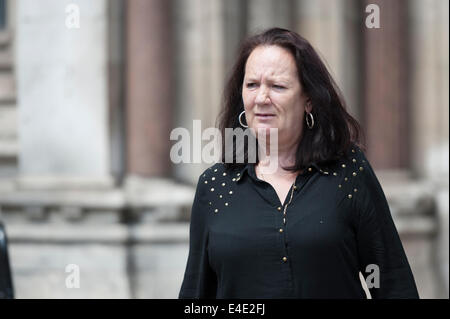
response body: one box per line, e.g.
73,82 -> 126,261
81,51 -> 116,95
277,183 -> 296,266
281,183 -> 295,225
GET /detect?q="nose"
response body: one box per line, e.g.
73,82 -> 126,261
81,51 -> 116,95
255,85 -> 271,105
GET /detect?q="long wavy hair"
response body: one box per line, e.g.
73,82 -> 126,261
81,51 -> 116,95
216,27 -> 365,172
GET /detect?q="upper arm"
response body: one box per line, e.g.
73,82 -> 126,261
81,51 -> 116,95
178,169 -> 218,298
352,146 -> 419,298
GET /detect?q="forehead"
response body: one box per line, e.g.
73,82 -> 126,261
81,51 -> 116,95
244,45 -> 298,79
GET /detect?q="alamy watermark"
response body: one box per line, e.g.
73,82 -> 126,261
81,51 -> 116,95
365,264 -> 380,289
65,3 -> 80,29
170,120 -> 280,173
65,264 -> 80,289
365,4 -> 380,29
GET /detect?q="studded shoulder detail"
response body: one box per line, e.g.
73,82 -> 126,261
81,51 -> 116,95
198,162 -> 239,214
329,145 -> 369,200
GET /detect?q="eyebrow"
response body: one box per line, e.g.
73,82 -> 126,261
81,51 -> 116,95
244,76 -> 292,84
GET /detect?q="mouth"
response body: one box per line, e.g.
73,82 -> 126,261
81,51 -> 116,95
255,113 -> 276,118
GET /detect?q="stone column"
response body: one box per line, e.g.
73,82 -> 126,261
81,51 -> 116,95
173,0 -> 246,184
0,0 -> 17,183
108,0 -> 125,183
294,0 -> 362,122
125,0 -> 172,178
247,0 -> 293,33
409,0 -> 449,298
16,0 -> 112,189
362,0 -> 410,169
410,0 -> 449,181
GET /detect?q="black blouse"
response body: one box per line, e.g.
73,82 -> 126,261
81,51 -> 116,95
178,144 -> 419,299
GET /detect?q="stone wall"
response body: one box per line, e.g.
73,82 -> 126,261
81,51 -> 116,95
0,0 -> 448,299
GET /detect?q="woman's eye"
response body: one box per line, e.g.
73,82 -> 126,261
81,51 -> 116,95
246,83 -> 256,88
273,84 -> 285,89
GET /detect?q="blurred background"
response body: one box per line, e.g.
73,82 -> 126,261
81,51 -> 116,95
0,0 -> 448,298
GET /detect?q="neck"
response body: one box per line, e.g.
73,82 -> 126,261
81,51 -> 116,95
257,138 -> 299,175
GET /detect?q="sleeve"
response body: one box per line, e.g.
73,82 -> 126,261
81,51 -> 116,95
353,148 -> 420,299
178,174 -> 218,299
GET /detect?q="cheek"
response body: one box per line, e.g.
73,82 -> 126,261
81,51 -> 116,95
242,90 -> 255,109
273,94 -> 297,113
278,96 -> 304,122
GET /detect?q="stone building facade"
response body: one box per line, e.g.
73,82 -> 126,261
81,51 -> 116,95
0,0 -> 448,298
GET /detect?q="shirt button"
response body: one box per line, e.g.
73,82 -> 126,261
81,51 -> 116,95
277,206 -> 282,211
279,228 -> 283,233
282,257 -> 287,262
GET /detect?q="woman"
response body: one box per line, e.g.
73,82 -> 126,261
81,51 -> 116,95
179,28 -> 419,299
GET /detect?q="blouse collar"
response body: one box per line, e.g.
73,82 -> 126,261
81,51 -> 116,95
233,161 -> 330,184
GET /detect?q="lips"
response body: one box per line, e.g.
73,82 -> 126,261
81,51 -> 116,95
255,113 -> 275,117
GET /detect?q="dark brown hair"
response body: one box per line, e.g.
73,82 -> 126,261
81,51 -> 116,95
216,27 -> 365,171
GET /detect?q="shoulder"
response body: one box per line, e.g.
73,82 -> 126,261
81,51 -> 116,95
323,143 -> 368,176
194,162 -> 229,197
320,143 -> 373,200
197,162 -> 229,184
189,163 -> 227,221
194,162 -> 242,213
335,143 -> 385,208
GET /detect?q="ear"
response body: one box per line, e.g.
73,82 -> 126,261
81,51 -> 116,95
305,98 -> 313,113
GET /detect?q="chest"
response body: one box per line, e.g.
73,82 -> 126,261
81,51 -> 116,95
207,186 -> 357,271
258,174 -> 297,205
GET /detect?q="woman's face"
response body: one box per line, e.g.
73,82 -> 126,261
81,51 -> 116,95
242,45 -> 311,147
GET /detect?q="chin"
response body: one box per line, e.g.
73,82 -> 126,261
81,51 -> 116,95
253,125 -> 278,136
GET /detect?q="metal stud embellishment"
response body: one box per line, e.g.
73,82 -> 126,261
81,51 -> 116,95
334,148 -> 368,200
333,172 -> 337,176
206,166 -> 236,214
308,167 -> 312,172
